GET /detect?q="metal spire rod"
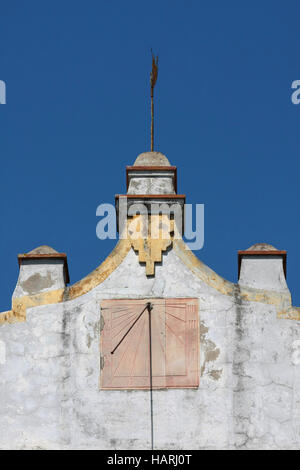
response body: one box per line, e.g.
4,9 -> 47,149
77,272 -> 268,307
147,302 -> 154,450
150,50 -> 158,152
151,85 -> 154,152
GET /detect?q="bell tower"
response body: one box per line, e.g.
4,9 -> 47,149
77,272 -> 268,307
115,151 -> 185,275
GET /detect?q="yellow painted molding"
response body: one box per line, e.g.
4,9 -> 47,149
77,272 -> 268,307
0,289 -> 65,325
0,310 -> 15,325
173,238 -> 235,296
0,239 -> 132,325
67,238 -> 131,300
0,233 -> 299,325
278,307 -> 300,321
173,238 -> 294,317
239,287 -> 291,310
12,289 -> 65,319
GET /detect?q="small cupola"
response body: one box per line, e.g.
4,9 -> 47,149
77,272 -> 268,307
127,151 -> 176,195
13,245 -> 69,298
115,151 -> 185,236
238,243 -> 288,292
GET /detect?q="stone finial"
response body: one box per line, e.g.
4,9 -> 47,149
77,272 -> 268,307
245,243 -> 278,252
27,245 -> 59,255
133,152 -> 171,166
13,245 -> 69,298
238,243 -> 288,292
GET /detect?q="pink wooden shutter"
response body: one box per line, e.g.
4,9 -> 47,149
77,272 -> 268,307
165,298 -> 199,388
100,298 -> 198,389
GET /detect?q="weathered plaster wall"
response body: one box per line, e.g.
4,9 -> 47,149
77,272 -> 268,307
0,245 -> 300,450
13,259 -> 66,298
127,171 -> 175,195
239,255 -> 288,292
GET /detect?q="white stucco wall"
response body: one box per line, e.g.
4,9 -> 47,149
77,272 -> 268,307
0,247 -> 300,450
127,171 -> 175,195
13,259 -> 66,298
239,255 -> 288,292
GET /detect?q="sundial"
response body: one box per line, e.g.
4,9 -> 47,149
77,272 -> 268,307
100,298 -> 199,449
100,298 -> 199,390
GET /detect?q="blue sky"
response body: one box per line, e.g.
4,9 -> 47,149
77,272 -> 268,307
1,1 -> 300,310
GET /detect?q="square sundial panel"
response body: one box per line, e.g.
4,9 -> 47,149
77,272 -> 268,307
100,298 -> 199,390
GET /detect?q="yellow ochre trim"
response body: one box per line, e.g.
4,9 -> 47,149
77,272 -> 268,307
173,238 -> 293,316
0,239 -> 131,324
67,238 -> 131,300
0,236 -> 298,325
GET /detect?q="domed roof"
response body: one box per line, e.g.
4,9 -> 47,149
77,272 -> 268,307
246,243 -> 279,252
27,245 -> 59,255
133,152 -> 171,166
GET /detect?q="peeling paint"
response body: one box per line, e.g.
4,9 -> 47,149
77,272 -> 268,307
0,234 -> 299,326
22,272 -> 54,295
100,315 -> 105,332
209,369 -> 222,381
200,321 -> 222,380
86,334 -> 92,348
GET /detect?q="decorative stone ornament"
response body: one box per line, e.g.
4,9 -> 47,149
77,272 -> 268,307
127,214 -> 174,276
